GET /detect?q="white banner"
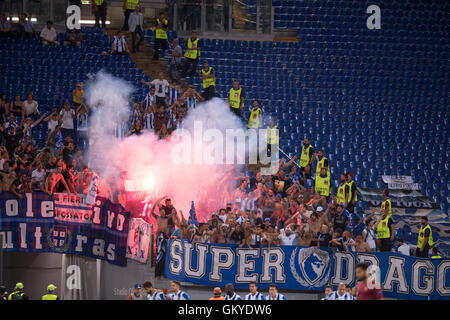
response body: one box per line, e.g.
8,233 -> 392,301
382,175 -> 420,190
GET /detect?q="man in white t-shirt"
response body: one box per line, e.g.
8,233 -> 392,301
40,20 -> 58,45
278,225 -> 298,245
145,72 -> 169,109
396,238 -> 410,256
60,102 -> 75,138
31,162 -> 46,189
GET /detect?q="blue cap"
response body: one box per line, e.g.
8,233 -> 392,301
134,283 -> 142,289
264,218 -> 271,222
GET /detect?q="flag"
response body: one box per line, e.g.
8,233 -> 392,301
155,234 -> 166,277
188,201 -> 199,227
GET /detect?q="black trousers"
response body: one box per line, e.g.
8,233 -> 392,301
181,57 -> 198,77
379,238 -> 392,252
202,85 -> 215,101
153,38 -> 168,60
94,3 -> 107,28
346,202 -> 355,213
416,244 -> 430,257
122,9 -> 134,30
131,25 -> 144,52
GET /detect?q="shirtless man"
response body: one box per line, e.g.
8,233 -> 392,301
45,166 -> 72,194
350,235 -> 371,252
151,196 -> 177,238
239,220 -> 254,248
262,225 -> 280,251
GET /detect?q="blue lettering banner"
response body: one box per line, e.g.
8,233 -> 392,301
0,192 -> 130,266
164,239 -> 450,300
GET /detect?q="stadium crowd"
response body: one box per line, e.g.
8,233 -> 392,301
0,2 -> 443,302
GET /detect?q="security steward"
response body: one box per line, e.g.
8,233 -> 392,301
266,118 -> 278,158
299,137 -> 314,181
381,189 -> 392,218
8,282 -> 29,300
228,79 -> 244,117
247,99 -> 262,129
315,149 -> 330,178
122,0 -> 140,31
345,172 -> 357,213
416,216 -> 433,258
42,284 -> 59,300
374,208 -> 395,252
209,287 -> 225,300
201,60 -> 215,101
153,11 -> 168,60
336,174 -> 348,205
181,30 -> 200,78
314,167 -> 333,200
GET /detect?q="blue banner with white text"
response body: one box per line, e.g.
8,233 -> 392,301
164,239 -> 450,300
0,192 -> 130,266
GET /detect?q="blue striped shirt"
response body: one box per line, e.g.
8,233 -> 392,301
266,293 -> 286,300
326,291 -> 354,300
245,292 -> 265,300
166,87 -> 180,105
224,293 -> 242,300
169,290 -> 190,300
147,291 -> 166,300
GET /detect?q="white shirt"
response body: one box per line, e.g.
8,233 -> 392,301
48,119 -> 59,132
266,293 -> 286,300
40,26 -> 57,42
398,243 -> 410,256
278,229 -> 297,245
23,100 -> 38,116
326,291 -> 354,300
224,293 -> 242,300
128,12 -> 144,32
151,79 -> 170,98
32,169 -> 46,183
60,108 -> 75,129
245,292 -> 265,300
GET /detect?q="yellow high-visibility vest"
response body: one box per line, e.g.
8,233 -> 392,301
42,294 -> 58,300
248,107 -> 261,128
125,0 -> 139,10
315,175 -> 331,197
155,18 -> 168,39
299,144 -> 312,168
417,224 -> 433,249
229,88 -> 242,109
431,255 -> 442,259
94,0 -> 104,5
336,183 -> 346,205
201,67 -> 215,88
376,216 -> 391,239
381,198 -> 392,218
315,156 -> 330,177
184,38 -> 200,59
346,180 -> 357,203
8,291 -> 24,300
266,125 -> 279,145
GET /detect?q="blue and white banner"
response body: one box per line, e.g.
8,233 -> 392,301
0,192 -> 131,266
164,239 -> 450,300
